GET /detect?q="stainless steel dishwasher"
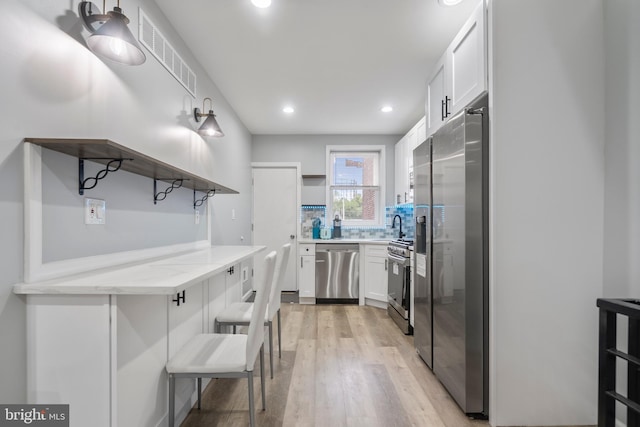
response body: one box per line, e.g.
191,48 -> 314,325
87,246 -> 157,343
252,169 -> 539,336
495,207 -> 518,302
315,244 -> 359,303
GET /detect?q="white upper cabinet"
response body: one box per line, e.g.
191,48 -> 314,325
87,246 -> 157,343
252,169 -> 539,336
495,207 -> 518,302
426,54 -> 448,137
394,134 -> 407,204
425,1 -> 486,137
449,1 -> 487,114
395,116 -> 425,204
416,116 -> 427,144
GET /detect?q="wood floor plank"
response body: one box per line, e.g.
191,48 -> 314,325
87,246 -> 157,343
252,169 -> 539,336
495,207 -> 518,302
280,306 -> 303,352
380,346 -> 447,427
178,303 -> 490,427
282,338 -> 316,425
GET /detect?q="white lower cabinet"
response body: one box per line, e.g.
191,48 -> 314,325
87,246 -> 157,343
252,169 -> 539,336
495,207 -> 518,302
26,295 -> 112,427
363,245 -> 388,305
25,271 -> 245,427
298,244 -> 316,302
224,263 -> 241,308
117,295 -> 169,427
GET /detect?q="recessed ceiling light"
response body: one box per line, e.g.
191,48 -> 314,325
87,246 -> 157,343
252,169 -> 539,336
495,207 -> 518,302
283,106 -> 295,114
252,0 -> 271,8
381,106 -> 393,113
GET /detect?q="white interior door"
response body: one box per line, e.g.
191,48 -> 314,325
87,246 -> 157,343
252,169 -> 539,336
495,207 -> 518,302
252,164 -> 300,292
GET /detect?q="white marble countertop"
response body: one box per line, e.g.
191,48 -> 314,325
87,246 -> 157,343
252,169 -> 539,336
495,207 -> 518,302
13,245 -> 265,295
298,238 -> 391,245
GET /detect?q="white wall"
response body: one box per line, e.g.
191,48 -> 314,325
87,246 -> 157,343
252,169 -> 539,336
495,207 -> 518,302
603,0 -> 640,298
0,0 -> 252,403
489,1 -> 604,425
603,3 -> 640,425
252,134 -> 400,205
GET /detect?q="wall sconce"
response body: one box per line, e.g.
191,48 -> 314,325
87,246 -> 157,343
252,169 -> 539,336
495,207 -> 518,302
79,1 -> 146,66
194,98 -> 225,137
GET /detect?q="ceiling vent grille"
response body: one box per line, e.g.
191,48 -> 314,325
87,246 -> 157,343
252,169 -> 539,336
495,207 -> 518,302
138,8 -> 196,97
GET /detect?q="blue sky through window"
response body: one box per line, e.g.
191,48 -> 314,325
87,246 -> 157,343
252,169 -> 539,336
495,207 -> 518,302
334,157 -> 364,185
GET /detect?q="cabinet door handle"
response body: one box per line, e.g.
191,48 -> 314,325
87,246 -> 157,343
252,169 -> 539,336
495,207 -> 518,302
445,96 -> 451,118
385,259 -> 388,271
441,99 -> 446,121
301,257 -> 303,268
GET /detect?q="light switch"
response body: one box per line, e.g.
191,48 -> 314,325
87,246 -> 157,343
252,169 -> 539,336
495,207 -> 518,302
85,198 -> 106,225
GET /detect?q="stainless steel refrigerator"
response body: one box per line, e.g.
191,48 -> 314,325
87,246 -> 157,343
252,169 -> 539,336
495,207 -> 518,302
413,94 -> 489,417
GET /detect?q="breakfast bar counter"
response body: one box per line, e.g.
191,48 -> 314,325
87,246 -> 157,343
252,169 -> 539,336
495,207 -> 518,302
13,245 -> 265,295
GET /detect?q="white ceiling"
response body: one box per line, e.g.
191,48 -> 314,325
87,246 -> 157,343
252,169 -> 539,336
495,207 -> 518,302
153,0 -> 479,135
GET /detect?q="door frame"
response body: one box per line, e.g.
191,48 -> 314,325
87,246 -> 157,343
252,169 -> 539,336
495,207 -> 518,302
251,162 -> 301,290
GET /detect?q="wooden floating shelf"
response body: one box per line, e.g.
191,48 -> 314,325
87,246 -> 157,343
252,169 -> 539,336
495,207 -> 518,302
24,138 -> 239,195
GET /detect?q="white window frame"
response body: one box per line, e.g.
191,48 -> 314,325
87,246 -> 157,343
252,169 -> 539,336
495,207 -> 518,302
325,145 -> 386,227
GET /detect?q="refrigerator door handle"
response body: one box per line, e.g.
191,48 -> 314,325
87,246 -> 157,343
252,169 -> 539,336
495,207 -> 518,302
467,106 -> 486,115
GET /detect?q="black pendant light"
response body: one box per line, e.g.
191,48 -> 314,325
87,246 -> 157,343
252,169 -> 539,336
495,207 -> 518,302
79,1 -> 146,66
194,98 -> 225,138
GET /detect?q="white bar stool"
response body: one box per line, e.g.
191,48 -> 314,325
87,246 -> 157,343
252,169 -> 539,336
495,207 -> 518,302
166,250 -> 277,427
214,243 -> 291,378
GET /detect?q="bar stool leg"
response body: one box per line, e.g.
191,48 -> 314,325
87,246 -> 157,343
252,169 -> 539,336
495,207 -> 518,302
268,321 -> 274,379
277,309 -> 282,358
197,377 -> 202,409
168,374 -> 175,427
260,345 -> 266,410
247,371 -> 255,427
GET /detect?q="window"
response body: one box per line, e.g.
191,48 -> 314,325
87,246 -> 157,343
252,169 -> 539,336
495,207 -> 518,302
326,146 -> 385,227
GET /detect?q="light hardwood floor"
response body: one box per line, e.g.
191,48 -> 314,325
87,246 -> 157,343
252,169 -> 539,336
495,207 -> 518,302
180,303 -> 488,427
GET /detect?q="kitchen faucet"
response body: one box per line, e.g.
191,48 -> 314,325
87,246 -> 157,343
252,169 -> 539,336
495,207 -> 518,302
392,214 -> 405,239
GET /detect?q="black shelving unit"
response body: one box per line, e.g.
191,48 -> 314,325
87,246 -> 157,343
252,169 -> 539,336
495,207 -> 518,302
597,298 -> 640,427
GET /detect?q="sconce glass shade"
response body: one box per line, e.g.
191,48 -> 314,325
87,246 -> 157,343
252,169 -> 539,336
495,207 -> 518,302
194,98 -> 224,137
194,109 -> 225,137
82,4 -> 146,65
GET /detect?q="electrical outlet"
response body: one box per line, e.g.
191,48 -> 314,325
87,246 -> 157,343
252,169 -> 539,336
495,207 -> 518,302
195,209 -> 200,225
85,198 -> 106,225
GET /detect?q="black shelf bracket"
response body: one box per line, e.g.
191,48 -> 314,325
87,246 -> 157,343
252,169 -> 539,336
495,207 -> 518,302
194,189 -> 216,209
173,290 -> 186,306
79,157 -> 133,195
154,178 -> 186,205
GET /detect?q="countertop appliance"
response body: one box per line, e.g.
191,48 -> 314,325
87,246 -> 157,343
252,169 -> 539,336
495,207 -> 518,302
387,238 -> 413,334
315,244 -> 359,303
413,93 -> 489,417
332,215 -> 342,239
320,228 -> 331,239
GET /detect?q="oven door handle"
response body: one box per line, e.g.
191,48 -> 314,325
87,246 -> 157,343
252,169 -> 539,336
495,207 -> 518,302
388,253 -> 409,264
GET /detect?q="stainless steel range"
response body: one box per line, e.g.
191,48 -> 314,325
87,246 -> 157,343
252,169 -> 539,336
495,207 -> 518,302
387,238 -> 413,334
